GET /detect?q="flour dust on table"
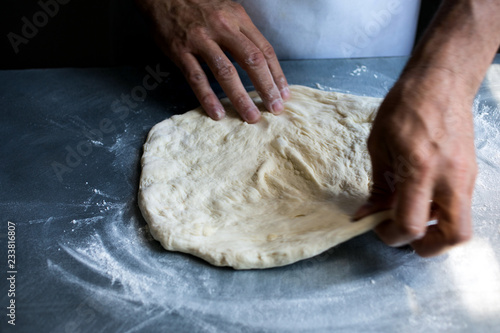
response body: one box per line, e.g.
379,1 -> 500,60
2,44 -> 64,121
139,85 -> 391,269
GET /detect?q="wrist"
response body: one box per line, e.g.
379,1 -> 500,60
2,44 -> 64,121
400,61 -> 478,105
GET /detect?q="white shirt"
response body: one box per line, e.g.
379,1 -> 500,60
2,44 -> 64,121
235,0 -> 421,59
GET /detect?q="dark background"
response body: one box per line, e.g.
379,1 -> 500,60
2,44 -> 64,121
1,0 -> 442,70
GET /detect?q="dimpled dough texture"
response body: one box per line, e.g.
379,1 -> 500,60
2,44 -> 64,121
139,85 -> 385,269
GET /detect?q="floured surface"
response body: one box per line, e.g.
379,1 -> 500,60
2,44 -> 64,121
4,60 -> 500,332
139,85 -> 388,269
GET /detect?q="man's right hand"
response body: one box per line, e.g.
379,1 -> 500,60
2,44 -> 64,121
136,0 -> 290,123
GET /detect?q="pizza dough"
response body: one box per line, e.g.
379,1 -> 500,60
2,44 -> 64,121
139,85 -> 391,269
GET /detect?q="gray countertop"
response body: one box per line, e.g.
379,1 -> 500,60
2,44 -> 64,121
1,56 -> 500,332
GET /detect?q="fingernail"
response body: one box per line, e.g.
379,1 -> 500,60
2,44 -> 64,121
280,87 -> 290,101
271,100 -> 284,114
244,109 -> 260,123
214,108 -> 225,120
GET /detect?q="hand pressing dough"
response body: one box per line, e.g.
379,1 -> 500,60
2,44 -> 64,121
139,85 -> 391,269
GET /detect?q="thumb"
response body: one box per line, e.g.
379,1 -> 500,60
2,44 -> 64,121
352,153 -> 395,222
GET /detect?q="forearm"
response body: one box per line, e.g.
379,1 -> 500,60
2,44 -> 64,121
404,0 -> 500,96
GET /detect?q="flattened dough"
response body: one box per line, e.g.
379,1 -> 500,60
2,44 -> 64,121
139,85 -> 390,269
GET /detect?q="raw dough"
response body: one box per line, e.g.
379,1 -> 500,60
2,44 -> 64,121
139,85 -> 390,269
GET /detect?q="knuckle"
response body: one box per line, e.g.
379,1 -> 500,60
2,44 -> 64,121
212,10 -> 234,30
451,156 -> 476,176
275,75 -> 287,88
408,148 -> 431,167
187,70 -> 206,85
245,50 -> 266,68
215,63 -> 236,79
414,160 -> 433,176
187,25 -> 209,40
200,93 -> 218,109
200,94 -> 212,105
257,84 -> 278,100
232,3 -> 246,16
261,43 -> 276,59
441,155 -> 477,192
233,93 -> 252,109
401,155 -> 432,181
